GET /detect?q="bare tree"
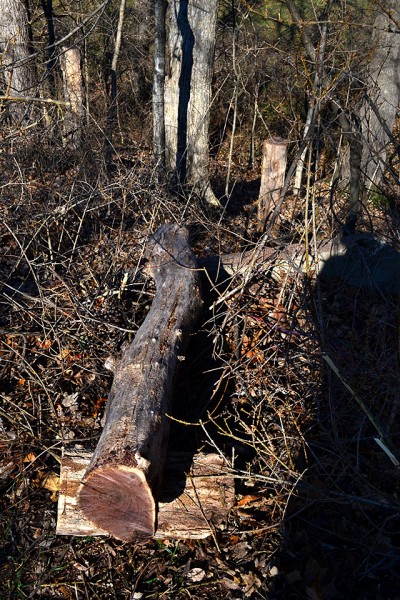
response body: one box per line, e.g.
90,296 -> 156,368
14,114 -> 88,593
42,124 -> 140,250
40,0 -> 56,96
286,0 -> 363,232
153,0 -> 167,176
360,0 -> 400,193
0,0 -> 36,122
164,0 -> 220,206
60,46 -> 85,149
104,0 -> 127,162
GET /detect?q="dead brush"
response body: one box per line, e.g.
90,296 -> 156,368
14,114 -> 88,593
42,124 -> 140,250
1,136 -> 400,597
199,255 -> 321,536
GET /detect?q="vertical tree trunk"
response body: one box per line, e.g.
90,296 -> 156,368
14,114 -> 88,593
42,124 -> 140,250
293,101 -> 314,196
0,0 -> 36,122
257,138 -> 288,232
104,0 -> 126,165
360,0 -> 400,192
60,47 -> 85,150
153,0 -> 167,175
338,111 -> 363,233
40,0 -> 56,96
164,0 -> 220,205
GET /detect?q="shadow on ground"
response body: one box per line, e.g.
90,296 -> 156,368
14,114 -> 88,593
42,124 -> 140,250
272,233 -> 400,599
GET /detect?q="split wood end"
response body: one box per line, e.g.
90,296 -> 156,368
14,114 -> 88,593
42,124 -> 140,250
78,466 -> 155,542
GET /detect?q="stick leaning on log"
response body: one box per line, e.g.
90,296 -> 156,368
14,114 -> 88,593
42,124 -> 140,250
200,234 -> 400,294
77,224 -> 203,542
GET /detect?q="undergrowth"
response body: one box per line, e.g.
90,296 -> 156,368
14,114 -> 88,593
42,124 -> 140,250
1,134 -> 400,599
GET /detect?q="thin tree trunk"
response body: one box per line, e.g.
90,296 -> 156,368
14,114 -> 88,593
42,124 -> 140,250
153,0 -> 167,176
248,85 -> 259,170
60,47 -> 85,149
337,111 -> 362,233
104,0 -> 126,163
0,0 -> 36,122
110,0 -> 126,114
40,0 -> 56,96
225,0 -> 238,198
292,5 -> 327,196
293,100 -> 315,195
164,0 -> 220,205
360,0 -> 400,192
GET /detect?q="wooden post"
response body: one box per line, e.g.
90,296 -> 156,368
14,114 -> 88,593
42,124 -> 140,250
77,225 -> 203,542
257,138 -> 288,231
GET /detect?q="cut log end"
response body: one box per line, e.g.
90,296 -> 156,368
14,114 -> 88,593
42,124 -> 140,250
78,466 -> 155,542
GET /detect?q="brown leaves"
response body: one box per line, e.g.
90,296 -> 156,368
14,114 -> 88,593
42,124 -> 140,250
40,471 -> 60,502
237,494 -> 260,507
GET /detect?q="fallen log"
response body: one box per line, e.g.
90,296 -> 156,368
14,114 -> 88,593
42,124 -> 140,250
77,224 -> 203,542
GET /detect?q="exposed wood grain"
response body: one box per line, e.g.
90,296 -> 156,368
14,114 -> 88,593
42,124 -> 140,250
57,449 -> 235,540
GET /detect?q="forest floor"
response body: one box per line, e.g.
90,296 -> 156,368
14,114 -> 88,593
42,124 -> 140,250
1,137 -> 400,599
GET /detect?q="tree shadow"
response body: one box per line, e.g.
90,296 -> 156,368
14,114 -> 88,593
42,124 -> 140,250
176,0 -> 194,181
159,260 -> 239,503
272,232 -> 400,598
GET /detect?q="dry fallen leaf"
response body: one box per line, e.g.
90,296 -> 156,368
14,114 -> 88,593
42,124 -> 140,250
237,494 -> 260,507
242,571 -> 262,597
62,392 -> 79,409
41,472 -> 60,502
23,453 -> 36,463
186,568 -> 206,583
0,461 -> 15,479
222,577 -> 240,591
57,348 -> 70,361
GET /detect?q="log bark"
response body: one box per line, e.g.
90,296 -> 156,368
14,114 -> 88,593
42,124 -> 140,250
77,224 -> 203,542
257,138 -> 288,231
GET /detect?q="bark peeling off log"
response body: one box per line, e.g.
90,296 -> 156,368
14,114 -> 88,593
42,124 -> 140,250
78,224 -> 203,542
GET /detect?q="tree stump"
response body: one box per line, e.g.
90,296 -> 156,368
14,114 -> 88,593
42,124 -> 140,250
257,138 -> 288,231
77,224 -> 203,542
